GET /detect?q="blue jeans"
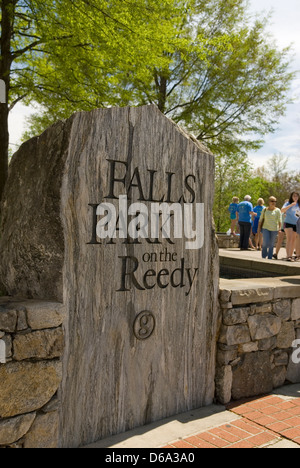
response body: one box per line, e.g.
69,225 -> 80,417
262,229 -> 278,259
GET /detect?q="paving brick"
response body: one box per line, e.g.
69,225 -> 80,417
197,432 -> 228,448
243,410 -> 266,422
226,404 -> 253,415
260,405 -> 282,415
266,421 -> 292,432
247,432 -> 279,447
172,440 -> 195,448
284,416 -> 300,427
280,427 -> 300,440
209,427 -> 241,443
263,396 -> 285,405
226,440 -> 255,448
231,419 -> 263,435
246,400 -> 272,410
273,411 -> 295,421
159,391 -> 300,450
184,436 -> 215,448
254,415 -> 277,426
288,406 -> 300,416
276,401 -> 297,410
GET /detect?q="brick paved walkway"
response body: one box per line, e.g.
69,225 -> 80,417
164,394 -> 300,448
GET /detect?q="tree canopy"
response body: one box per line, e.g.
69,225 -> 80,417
0,0 -> 296,204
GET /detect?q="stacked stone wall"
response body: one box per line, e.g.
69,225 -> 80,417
0,299 -> 64,448
216,286 -> 300,404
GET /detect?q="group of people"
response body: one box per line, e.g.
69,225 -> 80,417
228,192 -> 300,262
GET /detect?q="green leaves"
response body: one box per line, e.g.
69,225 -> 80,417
2,0 -> 296,173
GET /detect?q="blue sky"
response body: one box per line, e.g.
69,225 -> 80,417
8,0 -> 300,170
247,0 -> 300,171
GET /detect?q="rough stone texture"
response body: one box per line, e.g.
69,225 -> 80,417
231,288 -> 273,305
0,361 -> 62,418
23,412 -> 59,448
254,304 -> 272,314
292,298 -> 300,321
0,106 -> 219,447
286,357 -> 300,384
273,300 -> 291,321
217,345 -> 238,366
25,302 -> 65,330
0,119 -> 74,301
0,300 -> 64,448
13,328 -> 64,361
215,366 -> 232,405
223,307 -> 249,326
238,341 -> 258,353
231,351 -> 273,400
0,308 -> 17,332
272,366 -> 287,389
59,106 -> 219,447
0,413 -> 36,446
276,322 -> 295,349
247,314 -> 281,340
219,324 -> 251,346
216,281 -> 300,403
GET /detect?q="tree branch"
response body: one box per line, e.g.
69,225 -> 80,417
8,93 -> 28,112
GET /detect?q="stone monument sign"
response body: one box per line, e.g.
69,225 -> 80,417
0,105 -> 219,447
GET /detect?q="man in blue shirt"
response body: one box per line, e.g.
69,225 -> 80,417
237,195 -> 257,250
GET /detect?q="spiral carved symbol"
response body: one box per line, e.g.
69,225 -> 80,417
133,311 -> 155,340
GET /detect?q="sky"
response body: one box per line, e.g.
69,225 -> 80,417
8,0 -> 300,171
247,0 -> 300,172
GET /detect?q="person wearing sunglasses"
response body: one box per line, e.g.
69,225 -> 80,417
258,197 -> 282,260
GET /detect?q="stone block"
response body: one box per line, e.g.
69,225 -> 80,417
215,365 -> 232,405
272,366 -> 287,389
273,299 -> 291,321
276,322 -> 295,349
223,307 -> 249,326
273,350 -> 289,366
23,412 -> 59,448
0,413 -> 36,446
231,351 -> 273,400
26,302 -> 64,330
273,285 -> 300,300
255,304 -> 272,314
286,356 -> 300,384
257,336 -> 277,351
238,341 -> 258,353
292,298 -> 300,321
217,347 -> 238,366
231,288 -> 273,305
0,308 -> 17,332
219,324 -> 251,346
219,289 -> 231,303
13,328 -> 64,361
17,309 -> 28,331
0,105 -> 219,447
247,314 -> 281,340
0,361 -> 62,418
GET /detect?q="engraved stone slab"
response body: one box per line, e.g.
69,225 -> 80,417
0,105 -> 219,447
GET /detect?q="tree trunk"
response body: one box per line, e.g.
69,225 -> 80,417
0,104 -> 9,204
0,0 -> 14,204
